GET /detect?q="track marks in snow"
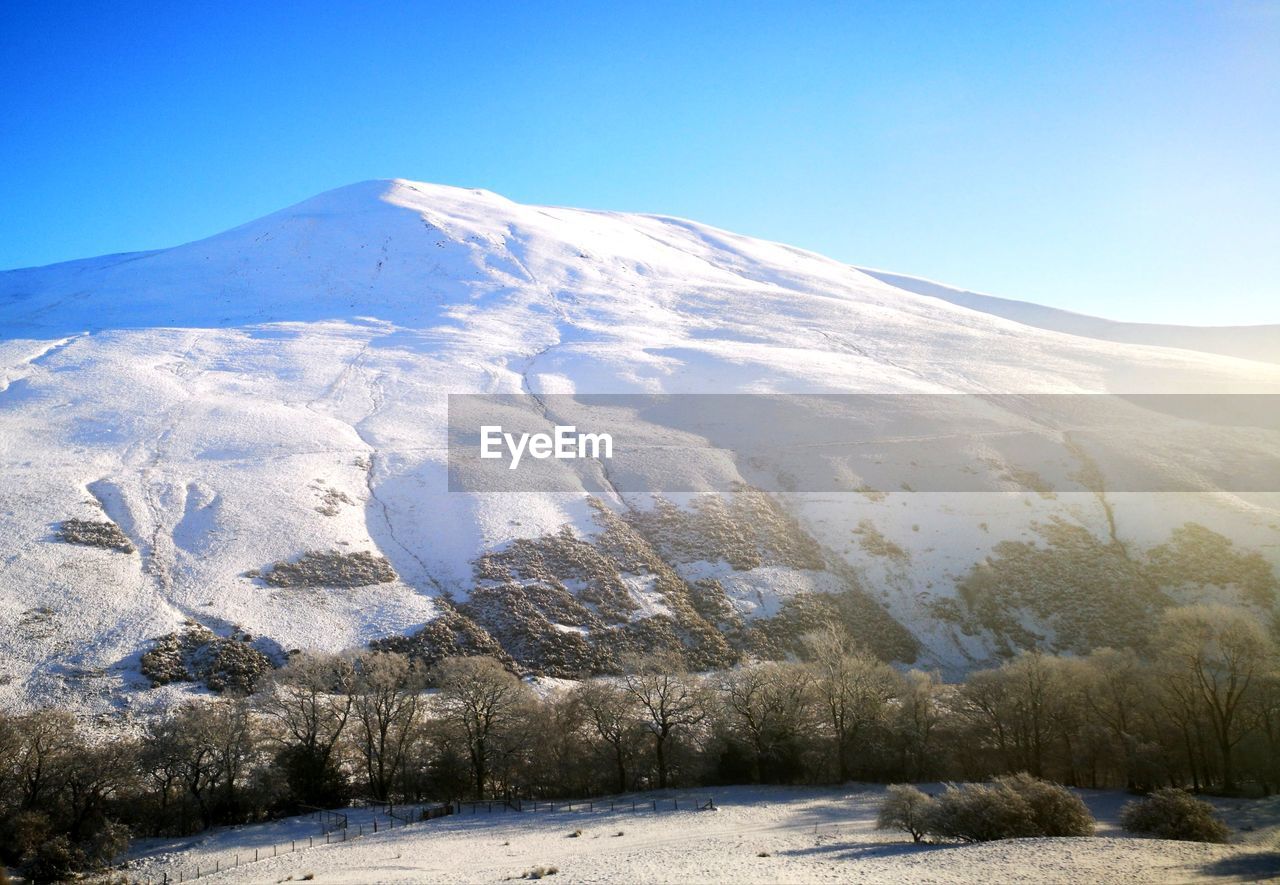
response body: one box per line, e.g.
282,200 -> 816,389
0,332 -> 87,394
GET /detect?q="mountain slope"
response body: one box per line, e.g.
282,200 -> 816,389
859,267 -> 1280,365
1,179 -> 1277,717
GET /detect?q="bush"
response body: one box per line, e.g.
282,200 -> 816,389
998,773 -> 1094,837
1120,789 -> 1230,843
924,775 -> 1095,842
877,784 -> 935,842
926,780 -> 1039,842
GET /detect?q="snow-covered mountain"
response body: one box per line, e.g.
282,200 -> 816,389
2,179 -> 1277,719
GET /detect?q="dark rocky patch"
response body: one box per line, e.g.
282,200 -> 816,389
955,520 -> 1277,656
56,519 -> 134,553
462,499 -> 737,675
1146,523 -> 1278,609
258,550 -> 396,587
378,490 -> 920,676
747,587 -> 921,663
371,598 -> 516,671
624,488 -> 824,571
958,518 -> 1156,654
140,624 -> 276,693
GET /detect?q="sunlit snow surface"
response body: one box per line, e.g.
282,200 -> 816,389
1,180 -> 1278,717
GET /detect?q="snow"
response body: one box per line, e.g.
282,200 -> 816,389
858,267 -> 1280,366
1,179 -> 1278,714
118,785 -> 1280,884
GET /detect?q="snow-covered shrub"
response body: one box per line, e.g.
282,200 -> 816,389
1120,788 -> 1229,843
999,772 -> 1094,837
923,776 -> 1094,842
925,780 -> 1039,842
877,784 -> 935,842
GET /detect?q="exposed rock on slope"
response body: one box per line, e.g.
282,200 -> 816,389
258,550 -> 397,588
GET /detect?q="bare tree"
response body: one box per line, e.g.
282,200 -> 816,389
138,714 -> 190,834
58,736 -> 137,844
893,669 -> 945,781
198,696 -> 261,822
1155,605 -> 1272,793
1082,647 -> 1154,789
804,623 -> 900,781
10,709 -> 78,810
621,654 -> 706,789
572,680 -> 641,793
259,653 -> 356,806
958,651 -> 1067,779
350,652 -> 427,801
433,656 -> 530,798
521,690 -> 591,798
718,662 -> 813,782
1245,666 -> 1280,793
147,706 -> 222,829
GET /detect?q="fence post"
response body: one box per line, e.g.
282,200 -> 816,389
652,800 -> 656,811
255,848 -> 259,862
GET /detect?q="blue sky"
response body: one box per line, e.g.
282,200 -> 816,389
2,1 -> 1277,325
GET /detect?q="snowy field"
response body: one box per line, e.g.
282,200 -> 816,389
119,785 -> 1280,884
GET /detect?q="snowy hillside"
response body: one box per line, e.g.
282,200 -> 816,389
1,179 -> 1277,717
859,267 -> 1280,365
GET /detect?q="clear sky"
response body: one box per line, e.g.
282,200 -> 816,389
2,1 -> 1277,325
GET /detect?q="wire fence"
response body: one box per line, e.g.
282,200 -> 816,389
123,802 -> 447,884
120,795 -> 715,883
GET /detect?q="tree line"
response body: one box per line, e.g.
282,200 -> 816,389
1,602 -> 1276,880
